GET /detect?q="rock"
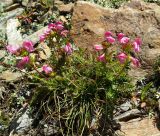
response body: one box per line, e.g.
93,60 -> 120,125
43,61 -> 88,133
58,3 -> 74,13
71,0 -> 160,81
0,0 -> 13,8
4,3 -> 20,12
114,109 -> 142,121
116,117 -> 160,136
0,70 -> 23,82
44,125 -> 56,136
120,101 -> 132,112
24,26 -> 48,44
22,0 -> 29,7
0,86 -> 5,99
38,43 -> 51,60
0,50 -> 6,59
9,107 -> 33,135
0,8 -> 24,24
6,18 -> 23,47
128,68 -> 149,85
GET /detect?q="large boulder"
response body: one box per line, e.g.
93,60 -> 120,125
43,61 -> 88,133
71,0 -> 160,82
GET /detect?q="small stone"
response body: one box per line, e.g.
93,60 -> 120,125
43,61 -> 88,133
24,26 -> 48,44
0,86 -> 5,99
9,107 -> 33,135
141,102 -> 147,108
22,0 -> 29,7
58,3 -> 74,13
6,18 -> 23,47
38,43 -> 51,60
0,50 -> 6,59
0,70 -> 23,82
114,109 -> 142,122
120,101 -> 132,112
44,125 -> 55,136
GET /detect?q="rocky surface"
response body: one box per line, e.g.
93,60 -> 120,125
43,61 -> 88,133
9,107 -> 33,135
7,18 -> 23,46
71,0 -> 160,82
116,117 -> 160,136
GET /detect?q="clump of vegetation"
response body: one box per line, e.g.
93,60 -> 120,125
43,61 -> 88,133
6,20 -> 143,135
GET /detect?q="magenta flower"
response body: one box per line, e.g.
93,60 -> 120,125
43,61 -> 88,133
94,44 -> 103,51
97,54 -> 105,62
133,38 -> 142,52
130,57 -> 140,67
44,29 -> 52,36
104,31 -> 112,37
64,43 -> 73,54
48,22 -> 64,31
55,21 -> 64,31
117,53 -> 128,64
117,33 -> 125,41
17,56 -> 30,69
106,36 -> 115,44
60,30 -> 69,37
39,34 -> 46,42
48,23 -> 56,29
119,37 -> 130,44
23,40 -> 34,52
42,64 -> 53,74
6,44 -> 20,54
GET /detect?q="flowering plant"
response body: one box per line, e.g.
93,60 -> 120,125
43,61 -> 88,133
6,23 -> 142,135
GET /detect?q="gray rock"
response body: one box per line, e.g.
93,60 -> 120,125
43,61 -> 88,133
6,18 -> 22,47
120,101 -> 132,112
9,107 -> 33,135
24,26 -> 48,44
114,109 -> 142,122
0,8 -> 24,24
0,0 -> 13,8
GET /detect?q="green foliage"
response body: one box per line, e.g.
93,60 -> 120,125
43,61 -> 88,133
31,49 -> 133,135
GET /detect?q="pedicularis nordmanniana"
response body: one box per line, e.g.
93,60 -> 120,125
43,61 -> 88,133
6,21 -> 141,76
6,21 -> 142,135
94,31 -> 141,67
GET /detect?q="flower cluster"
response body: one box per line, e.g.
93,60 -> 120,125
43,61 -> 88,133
39,21 -> 69,43
6,21 -> 73,75
94,31 -> 142,67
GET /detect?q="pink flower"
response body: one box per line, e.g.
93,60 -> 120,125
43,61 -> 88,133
17,56 -> 30,69
94,44 -> 103,51
64,43 -> 73,54
130,57 -> 140,67
104,31 -> 112,37
22,40 -> 34,52
55,21 -> 64,31
133,38 -> 142,52
106,36 -> 115,44
6,44 -> 20,54
119,37 -> 130,44
39,34 -> 46,42
48,23 -> 56,29
44,29 -> 52,36
117,33 -> 125,41
60,30 -> 69,37
117,53 -> 128,64
42,64 -> 53,74
97,54 -> 105,62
